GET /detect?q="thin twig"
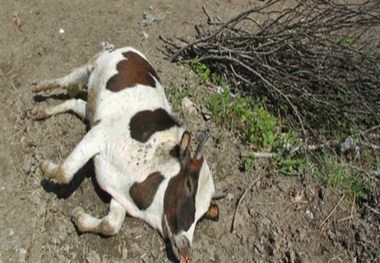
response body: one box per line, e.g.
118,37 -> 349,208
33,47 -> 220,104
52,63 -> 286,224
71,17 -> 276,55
363,203 -> 380,215
327,253 -> 343,263
231,175 -> 265,233
320,194 -> 345,228
338,215 -> 354,223
170,0 -> 281,62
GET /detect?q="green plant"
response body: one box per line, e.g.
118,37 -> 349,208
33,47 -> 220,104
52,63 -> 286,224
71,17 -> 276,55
191,60 -> 211,83
204,88 -> 286,152
277,156 -> 306,176
242,154 -> 255,172
190,60 -> 228,86
204,88 -> 304,172
167,83 -> 195,110
307,153 -> 366,200
336,35 -> 354,47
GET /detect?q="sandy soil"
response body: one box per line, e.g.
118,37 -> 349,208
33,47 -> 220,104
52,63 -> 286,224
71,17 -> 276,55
0,0 -> 378,262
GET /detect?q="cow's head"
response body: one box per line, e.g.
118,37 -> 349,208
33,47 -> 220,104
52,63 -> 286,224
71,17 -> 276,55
163,131 -> 217,262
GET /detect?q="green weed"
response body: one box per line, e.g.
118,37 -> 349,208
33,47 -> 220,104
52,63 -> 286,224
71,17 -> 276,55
204,88 -> 292,152
204,88 -> 304,173
190,60 -> 227,86
337,36 -> 354,47
277,156 -> 306,176
308,153 -> 366,200
167,83 -> 195,111
189,55 -> 371,204
191,60 -> 211,83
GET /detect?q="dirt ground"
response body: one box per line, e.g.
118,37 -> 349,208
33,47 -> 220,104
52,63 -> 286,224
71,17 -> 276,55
0,0 -> 379,262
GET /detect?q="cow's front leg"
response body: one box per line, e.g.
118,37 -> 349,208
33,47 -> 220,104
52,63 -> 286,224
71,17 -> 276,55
72,199 -> 126,236
41,124 -> 103,184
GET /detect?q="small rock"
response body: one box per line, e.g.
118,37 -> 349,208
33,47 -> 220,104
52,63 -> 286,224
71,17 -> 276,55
142,12 -> 164,26
181,97 -> 197,114
122,247 -> 128,260
226,192 -> 234,201
141,31 -> 149,40
305,209 -> 314,220
50,237 -> 60,245
59,28 -> 65,34
19,248 -> 27,262
200,105 -> 212,121
86,250 -> 101,263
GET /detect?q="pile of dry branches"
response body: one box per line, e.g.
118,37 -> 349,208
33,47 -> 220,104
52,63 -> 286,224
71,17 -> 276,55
162,0 -> 380,139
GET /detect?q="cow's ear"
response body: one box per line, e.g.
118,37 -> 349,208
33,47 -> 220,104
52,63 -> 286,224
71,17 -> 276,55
204,201 -> 219,221
179,131 -> 191,164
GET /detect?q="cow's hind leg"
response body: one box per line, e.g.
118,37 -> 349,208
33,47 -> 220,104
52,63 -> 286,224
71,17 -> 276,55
32,41 -> 114,93
32,63 -> 93,93
72,199 -> 126,236
32,99 -> 87,120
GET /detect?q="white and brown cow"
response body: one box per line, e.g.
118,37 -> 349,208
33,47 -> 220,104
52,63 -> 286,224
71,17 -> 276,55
32,42 -> 220,262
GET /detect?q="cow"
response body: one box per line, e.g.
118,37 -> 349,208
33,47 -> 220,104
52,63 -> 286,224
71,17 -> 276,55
32,42 -> 222,262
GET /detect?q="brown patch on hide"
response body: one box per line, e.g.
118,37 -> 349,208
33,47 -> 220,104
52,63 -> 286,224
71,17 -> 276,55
106,51 -> 160,91
163,156 -> 204,234
129,108 -> 178,143
169,144 -> 179,158
130,172 -> 165,210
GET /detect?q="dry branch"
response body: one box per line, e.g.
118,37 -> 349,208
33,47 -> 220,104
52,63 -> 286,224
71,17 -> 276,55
230,174 -> 265,233
162,0 -> 380,140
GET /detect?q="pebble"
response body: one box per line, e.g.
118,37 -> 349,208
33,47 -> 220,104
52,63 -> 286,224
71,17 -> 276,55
86,250 -> 101,263
122,247 -> 128,260
305,209 -> 314,220
141,31 -> 149,40
181,97 -> 197,114
19,248 -> 27,262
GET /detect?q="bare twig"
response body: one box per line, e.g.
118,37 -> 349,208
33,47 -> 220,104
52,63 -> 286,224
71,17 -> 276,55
337,215 -> 354,223
338,196 -> 357,223
363,203 -> 380,215
320,194 -> 345,229
170,0 -> 281,62
231,175 -> 265,233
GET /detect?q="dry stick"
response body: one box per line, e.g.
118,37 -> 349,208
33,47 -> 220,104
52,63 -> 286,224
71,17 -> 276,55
320,194 -> 345,228
338,194 -> 356,223
170,0 -> 281,62
327,253 -> 343,263
202,5 -> 213,23
363,203 -> 380,215
231,175 -> 265,233
337,215 -> 354,223
165,0 -> 380,139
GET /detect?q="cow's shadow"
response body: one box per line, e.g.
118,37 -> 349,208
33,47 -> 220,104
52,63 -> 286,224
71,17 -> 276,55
41,160 -> 111,203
